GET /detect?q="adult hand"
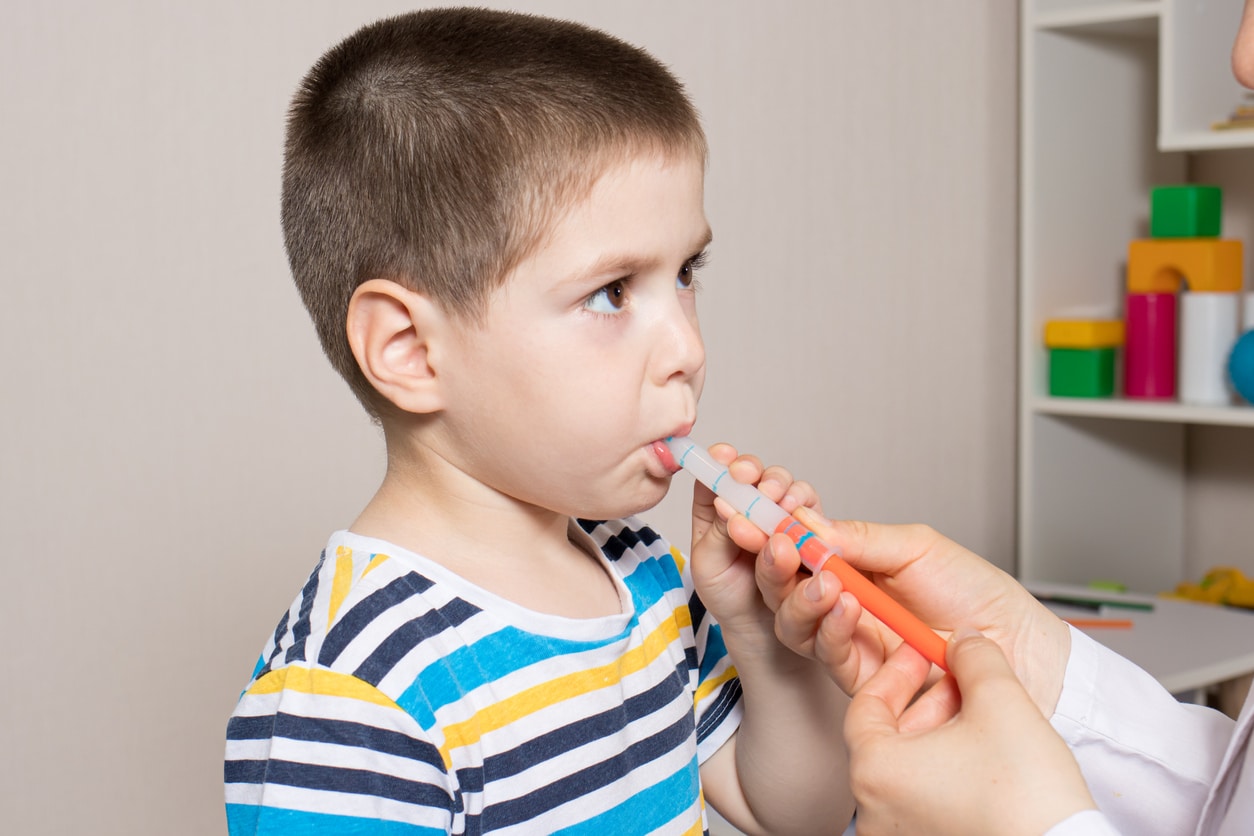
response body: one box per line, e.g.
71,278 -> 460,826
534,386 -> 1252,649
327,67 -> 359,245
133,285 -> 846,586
762,511 -> 1071,717
845,634 -> 1096,836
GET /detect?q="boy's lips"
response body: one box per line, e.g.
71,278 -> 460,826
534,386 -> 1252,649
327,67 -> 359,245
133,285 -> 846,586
650,439 -> 681,474
649,423 -> 691,474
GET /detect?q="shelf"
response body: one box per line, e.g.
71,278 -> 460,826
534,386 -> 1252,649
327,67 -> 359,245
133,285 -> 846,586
1032,2 -> 1160,37
1159,127 -> 1254,152
1021,0 -> 1254,592
1033,396 -> 1254,426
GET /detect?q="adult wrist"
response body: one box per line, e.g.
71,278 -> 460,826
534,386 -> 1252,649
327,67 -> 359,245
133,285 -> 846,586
1018,605 -> 1072,717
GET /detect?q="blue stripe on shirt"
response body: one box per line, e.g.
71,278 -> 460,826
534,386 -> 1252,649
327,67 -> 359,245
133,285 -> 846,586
547,757 -> 701,836
699,624 -> 729,682
226,803 -> 446,836
397,622 -> 635,727
476,711 -> 697,832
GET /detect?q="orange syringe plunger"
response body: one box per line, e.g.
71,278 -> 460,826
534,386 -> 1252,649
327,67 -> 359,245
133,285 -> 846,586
665,436 -> 949,671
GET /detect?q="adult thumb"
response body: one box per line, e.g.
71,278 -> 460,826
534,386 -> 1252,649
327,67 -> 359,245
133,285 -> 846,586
945,629 -> 1026,707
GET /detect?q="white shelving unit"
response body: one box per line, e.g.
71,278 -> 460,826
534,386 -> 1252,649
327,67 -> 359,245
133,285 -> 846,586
1020,0 -> 1254,593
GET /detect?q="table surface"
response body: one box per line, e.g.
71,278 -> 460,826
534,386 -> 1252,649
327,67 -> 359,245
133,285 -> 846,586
1026,581 -> 1254,695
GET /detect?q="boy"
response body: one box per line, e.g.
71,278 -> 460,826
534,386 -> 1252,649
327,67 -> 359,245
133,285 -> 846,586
225,9 -> 851,834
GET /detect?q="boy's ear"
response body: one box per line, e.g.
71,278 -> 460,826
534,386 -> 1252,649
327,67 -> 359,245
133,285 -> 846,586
346,278 -> 450,415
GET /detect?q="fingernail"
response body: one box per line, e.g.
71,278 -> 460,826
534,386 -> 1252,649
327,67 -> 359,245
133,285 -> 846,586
796,506 -> 833,528
760,478 -> 784,497
950,626 -> 982,643
830,589 -> 846,618
805,573 -> 826,602
762,538 -> 776,567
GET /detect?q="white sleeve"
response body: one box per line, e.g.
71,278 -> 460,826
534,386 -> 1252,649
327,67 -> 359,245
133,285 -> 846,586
1049,626 -> 1234,835
1044,810 -> 1122,835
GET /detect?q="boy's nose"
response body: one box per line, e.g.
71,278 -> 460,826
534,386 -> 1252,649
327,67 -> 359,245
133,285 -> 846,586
653,301 -> 705,384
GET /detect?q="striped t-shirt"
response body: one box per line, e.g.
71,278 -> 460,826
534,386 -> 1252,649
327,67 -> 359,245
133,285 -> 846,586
225,517 -> 743,835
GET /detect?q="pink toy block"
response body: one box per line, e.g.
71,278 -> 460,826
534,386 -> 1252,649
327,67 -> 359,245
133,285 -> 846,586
1124,292 -> 1177,399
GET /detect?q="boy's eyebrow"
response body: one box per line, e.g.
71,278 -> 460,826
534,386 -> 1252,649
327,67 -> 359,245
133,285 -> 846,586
571,227 -> 714,283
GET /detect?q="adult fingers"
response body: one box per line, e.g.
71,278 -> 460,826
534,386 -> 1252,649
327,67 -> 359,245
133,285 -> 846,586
793,509 -> 950,578
844,643 -> 932,749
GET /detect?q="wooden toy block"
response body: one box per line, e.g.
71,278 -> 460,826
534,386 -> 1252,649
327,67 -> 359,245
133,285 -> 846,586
1180,291 -> 1240,406
1126,238 -> 1243,293
1124,292 -> 1176,399
1044,319 -> 1124,349
1049,347 -> 1116,397
1150,185 -> 1222,238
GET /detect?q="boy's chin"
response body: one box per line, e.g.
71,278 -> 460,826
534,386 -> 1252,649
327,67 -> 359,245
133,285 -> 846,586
572,479 -> 672,521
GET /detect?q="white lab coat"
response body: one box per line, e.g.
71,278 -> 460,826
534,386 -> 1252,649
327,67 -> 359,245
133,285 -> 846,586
1047,627 -> 1254,835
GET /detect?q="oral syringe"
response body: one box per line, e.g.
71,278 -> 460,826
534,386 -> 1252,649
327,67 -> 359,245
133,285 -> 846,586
665,436 -> 949,671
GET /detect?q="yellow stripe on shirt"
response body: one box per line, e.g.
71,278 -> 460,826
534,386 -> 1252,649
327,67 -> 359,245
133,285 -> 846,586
669,546 -> 686,576
361,552 -> 389,577
247,666 -> 402,711
328,546 -> 355,626
694,664 -> 738,706
437,606 -> 694,767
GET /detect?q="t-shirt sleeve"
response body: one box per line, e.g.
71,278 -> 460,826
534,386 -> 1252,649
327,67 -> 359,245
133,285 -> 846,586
674,546 -> 744,763
1050,627 -> 1233,834
225,665 -> 457,835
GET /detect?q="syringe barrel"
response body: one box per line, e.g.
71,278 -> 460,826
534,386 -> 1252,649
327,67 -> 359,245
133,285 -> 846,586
666,435 -> 950,671
665,436 -> 791,533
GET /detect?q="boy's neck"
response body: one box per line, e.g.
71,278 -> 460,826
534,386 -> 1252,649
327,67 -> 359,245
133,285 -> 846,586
350,440 -> 623,619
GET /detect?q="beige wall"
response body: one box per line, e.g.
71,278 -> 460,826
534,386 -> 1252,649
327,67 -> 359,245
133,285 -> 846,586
0,2 -> 1017,833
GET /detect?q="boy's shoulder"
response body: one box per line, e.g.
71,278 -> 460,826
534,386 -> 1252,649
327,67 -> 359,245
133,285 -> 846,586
241,530 -> 449,695
247,519 -> 685,690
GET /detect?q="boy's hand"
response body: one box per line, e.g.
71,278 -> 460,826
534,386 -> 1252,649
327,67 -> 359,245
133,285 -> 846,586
845,634 -> 1096,836
766,512 -> 1072,716
687,443 -> 822,645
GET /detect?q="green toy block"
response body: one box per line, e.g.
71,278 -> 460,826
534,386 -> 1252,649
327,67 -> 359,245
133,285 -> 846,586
1049,347 -> 1116,398
1150,185 -> 1222,238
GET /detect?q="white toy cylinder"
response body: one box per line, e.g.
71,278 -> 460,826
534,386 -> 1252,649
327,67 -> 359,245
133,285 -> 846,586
1179,291 -> 1240,406
1244,292 -> 1254,331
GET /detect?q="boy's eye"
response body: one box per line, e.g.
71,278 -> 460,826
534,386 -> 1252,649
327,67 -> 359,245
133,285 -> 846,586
677,251 -> 709,289
585,279 -> 628,314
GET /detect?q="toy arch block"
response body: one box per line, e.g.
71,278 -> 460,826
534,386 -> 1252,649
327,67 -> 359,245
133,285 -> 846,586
1127,238 -> 1243,293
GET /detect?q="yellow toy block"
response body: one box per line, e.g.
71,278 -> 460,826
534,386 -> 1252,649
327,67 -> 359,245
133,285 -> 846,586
1127,238 -> 1243,293
1044,319 -> 1124,348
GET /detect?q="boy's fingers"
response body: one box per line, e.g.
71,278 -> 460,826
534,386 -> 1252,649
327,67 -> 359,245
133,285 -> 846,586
706,442 -> 739,464
773,569 -> 840,647
752,464 -> 792,502
725,511 -> 767,554
755,532 -> 802,607
778,478 -> 818,514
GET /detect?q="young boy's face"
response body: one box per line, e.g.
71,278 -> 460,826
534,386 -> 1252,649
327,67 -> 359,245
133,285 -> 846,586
437,150 -> 711,520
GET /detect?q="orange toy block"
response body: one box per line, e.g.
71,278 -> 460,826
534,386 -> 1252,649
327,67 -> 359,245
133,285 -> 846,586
1127,238 -> 1243,293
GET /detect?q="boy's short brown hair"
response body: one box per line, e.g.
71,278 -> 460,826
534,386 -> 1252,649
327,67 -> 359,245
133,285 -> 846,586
282,7 -> 707,417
